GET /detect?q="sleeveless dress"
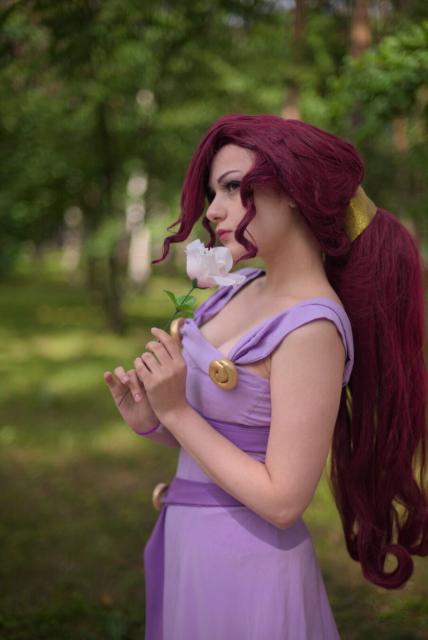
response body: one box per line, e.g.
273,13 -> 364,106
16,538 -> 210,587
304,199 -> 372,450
143,266 -> 354,640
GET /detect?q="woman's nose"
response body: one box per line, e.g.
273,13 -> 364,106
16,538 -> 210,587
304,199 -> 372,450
206,199 -> 226,223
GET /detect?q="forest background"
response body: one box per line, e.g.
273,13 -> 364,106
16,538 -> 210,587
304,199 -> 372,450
1,1 -> 427,638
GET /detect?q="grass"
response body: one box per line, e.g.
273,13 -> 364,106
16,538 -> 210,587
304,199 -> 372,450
0,254 -> 427,639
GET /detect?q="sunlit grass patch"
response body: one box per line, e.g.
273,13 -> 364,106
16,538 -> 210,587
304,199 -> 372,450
1,260 -> 427,639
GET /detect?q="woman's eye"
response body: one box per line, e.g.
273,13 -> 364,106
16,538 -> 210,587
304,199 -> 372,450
225,180 -> 240,192
205,181 -> 240,203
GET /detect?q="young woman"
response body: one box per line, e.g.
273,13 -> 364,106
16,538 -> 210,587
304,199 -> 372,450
104,114 -> 427,639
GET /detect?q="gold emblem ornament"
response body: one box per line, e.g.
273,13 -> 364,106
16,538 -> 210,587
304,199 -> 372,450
208,358 -> 238,390
170,317 -> 186,343
152,482 -> 169,511
169,316 -> 238,389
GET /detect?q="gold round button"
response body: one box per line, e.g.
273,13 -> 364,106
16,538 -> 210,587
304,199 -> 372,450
208,358 -> 238,390
152,482 -> 169,511
170,317 -> 186,343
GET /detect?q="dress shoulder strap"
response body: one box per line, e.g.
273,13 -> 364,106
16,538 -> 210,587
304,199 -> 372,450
233,299 -> 354,387
193,267 -> 260,325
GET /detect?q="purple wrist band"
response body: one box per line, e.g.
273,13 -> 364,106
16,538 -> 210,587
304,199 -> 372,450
136,420 -> 161,436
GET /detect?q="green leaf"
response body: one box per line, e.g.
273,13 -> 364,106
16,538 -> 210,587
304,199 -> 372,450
174,309 -> 195,318
175,303 -> 196,313
163,289 -> 179,306
175,294 -> 197,306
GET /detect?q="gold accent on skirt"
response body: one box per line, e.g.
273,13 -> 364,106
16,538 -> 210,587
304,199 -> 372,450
152,482 -> 170,511
208,358 -> 238,390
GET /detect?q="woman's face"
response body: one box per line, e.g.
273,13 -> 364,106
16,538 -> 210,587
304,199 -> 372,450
205,144 -> 298,261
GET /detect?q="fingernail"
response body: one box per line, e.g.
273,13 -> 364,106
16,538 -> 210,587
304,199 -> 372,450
135,394 -> 141,401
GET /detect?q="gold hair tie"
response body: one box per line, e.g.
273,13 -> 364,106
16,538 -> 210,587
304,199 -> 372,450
345,186 -> 377,242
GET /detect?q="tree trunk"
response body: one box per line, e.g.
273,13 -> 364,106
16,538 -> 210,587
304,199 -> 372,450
349,0 -> 372,58
128,222 -> 152,286
97,101 -> 125,334
85,255 -> 98,293
281,0 -> 305,121
349,0 -> 372,130
104,251 -> 125,334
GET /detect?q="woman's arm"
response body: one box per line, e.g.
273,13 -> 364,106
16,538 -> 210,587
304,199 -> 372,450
160,318 -> 345,527
134,420 -> 181,448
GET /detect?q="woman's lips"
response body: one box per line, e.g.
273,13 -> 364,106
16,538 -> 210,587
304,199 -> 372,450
218,230 -> 231,238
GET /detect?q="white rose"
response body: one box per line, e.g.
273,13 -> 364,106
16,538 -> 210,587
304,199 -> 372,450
185,239 -> 246,288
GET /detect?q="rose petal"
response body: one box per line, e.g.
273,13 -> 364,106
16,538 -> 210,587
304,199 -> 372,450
196,275 -> 218,288
185,239 -> 241,289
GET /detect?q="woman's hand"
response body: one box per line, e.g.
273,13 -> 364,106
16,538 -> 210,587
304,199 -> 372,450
103,365 -> 159,434
133,327 -> 189,424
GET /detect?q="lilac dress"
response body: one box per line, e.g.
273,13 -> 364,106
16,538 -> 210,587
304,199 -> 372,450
144,266 -> 354,640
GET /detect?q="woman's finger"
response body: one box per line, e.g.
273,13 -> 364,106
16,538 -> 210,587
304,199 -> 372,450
135,354 -> 154,379
113,366 -> 130,384
143,339 -> 168,365
104,371 -> 127,401
126,369 -> 145,402
150,328 -> 181,359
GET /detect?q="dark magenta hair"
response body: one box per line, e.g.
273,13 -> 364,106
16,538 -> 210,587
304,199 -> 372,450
153,113 -> 428,589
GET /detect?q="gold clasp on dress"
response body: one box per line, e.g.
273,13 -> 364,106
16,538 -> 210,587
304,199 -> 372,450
208,358 -> 238,390
170,317 -> 186,345
152,482 -> 169,511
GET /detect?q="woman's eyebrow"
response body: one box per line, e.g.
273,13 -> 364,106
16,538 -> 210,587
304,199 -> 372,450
208,170 -> 241,191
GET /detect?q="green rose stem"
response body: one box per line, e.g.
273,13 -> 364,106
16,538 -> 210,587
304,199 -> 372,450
160,277 -> 199,332
117,278 -> 199,408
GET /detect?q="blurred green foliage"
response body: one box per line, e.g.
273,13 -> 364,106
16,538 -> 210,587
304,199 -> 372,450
1,1 -> 427,278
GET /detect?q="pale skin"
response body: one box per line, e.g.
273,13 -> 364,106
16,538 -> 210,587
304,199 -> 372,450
104,143 -> 346,528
